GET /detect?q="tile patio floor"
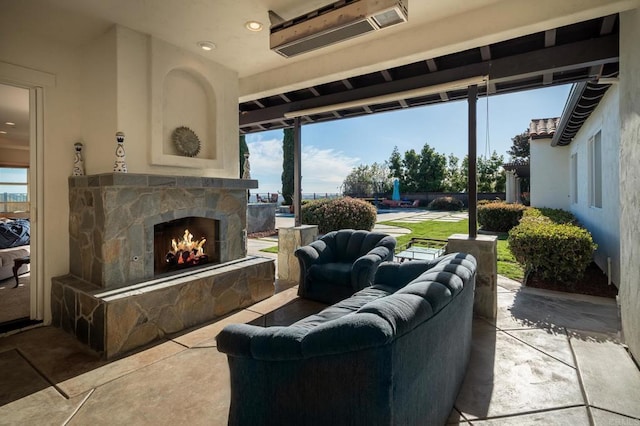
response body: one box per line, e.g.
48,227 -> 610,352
1,275 -> 639,425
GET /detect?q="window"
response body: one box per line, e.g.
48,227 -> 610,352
0,167 -> 29,213
589,131 -> 602,208
571,153 -> 578,204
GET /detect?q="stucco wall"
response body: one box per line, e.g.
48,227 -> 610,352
567,86 -> 621,286
530,138 -> 570,210
619,9 -> 640,362
0,22 -> 240,323
0,26 -> 84,322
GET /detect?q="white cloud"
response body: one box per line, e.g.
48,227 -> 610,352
301,146 -> 360,193
246,136 -> 360,195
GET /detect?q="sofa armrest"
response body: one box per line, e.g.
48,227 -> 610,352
216,323 -> 264,357
301,313 -> 393,357
217,324 -> 309,360
351,246 -> 392,291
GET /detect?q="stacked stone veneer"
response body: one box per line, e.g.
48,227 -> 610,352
67,173 -> 254,287
52,257 -> 274,358
52,173 -> 277,358
278,225 -> 319,286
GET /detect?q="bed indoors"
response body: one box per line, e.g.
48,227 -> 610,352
0,217 -> 30,282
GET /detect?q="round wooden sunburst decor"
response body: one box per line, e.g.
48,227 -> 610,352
172,126 -> 201,157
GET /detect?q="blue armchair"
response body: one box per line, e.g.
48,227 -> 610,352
294,229 -> 396,304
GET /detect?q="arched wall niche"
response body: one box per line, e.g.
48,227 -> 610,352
162,67 -> 216,160
150,37 -> 234,171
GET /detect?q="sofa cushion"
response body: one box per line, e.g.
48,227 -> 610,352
293,286 -> 393,331
396,280 -> 453,314
357,293 -> 434,337
308,262 -> 352,287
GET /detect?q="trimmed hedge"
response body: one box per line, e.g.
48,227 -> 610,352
301,197 -> 377,234
523,207 -> 577,224
477,202 -> 527,232
508,209 -> 596,282
427,196 -> 464,211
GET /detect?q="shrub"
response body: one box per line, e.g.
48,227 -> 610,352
427,196 -> 464,211
524,207 -> 577,225
477,202 -> 527,232
508,213 -> 596,282
301,197 -> 377,234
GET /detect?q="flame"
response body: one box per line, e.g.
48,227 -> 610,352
167,229 -> 207,266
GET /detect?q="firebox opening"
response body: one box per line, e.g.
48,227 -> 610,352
154,217 -> 220,276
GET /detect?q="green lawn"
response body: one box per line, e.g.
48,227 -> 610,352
380,218 -> 524,282
258,217 -> 525,282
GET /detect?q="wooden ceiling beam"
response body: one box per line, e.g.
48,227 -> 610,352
241,35 -> 618,127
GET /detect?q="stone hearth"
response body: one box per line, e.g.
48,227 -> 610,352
52,173 -> 275,358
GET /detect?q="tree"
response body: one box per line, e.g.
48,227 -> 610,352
401,149 -> 421,192
418,142 -> 446,191
507,130 -> 530,162
281,128 -> 294,205
444,154 -> 466,192
342,163 -> 392,196
239,135 -> 249,178
478,151 -> 505,192
387,146 -> 403,180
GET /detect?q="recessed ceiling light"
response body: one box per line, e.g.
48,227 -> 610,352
197,41 -> 216,51
245,21 -> 264,32
5,121 -> 15,126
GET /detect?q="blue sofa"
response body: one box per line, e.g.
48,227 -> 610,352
217,252 -> 476,426
294,229 -> 397,304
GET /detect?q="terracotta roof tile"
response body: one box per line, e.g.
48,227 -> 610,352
529,117 -> 560,139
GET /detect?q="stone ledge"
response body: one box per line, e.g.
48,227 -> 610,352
69,173 -> 258,189
51,256 -> 275,358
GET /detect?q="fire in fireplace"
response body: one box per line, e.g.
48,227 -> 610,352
154,217 -> 220,275
166,229 -> 208,267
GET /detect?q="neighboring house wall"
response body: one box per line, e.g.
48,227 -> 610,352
619,9 -> 640,362
568,86 -> 621,286
530,138 -> 570,209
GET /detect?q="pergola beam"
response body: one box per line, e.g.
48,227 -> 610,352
293,117 -> 302,226
468,85 -> 478,237
240,35 -> 618,127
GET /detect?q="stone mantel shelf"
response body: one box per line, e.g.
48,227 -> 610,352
69,173 -> 258,190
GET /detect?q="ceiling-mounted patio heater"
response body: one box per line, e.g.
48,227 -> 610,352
270,0 -> 408,58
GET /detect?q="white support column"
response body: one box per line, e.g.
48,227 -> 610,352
506,170 -> 516,203
447,234 -> 498,319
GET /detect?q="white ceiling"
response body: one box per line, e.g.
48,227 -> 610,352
0,84 -> 29,148
8,0 -> 502,79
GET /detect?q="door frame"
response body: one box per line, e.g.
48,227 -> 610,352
0,61 -> 54,321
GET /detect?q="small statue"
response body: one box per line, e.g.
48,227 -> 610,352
242,152 -> 251,179
113,131 -> 128,173
72,142 -> 85,176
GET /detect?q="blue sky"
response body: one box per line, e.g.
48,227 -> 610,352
246,84 -> 572,195
0,168 -> 28,194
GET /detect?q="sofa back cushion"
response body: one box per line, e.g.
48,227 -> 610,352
324,229 -> 391,262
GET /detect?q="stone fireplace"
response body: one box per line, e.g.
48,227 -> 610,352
52,173 -> 275,358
